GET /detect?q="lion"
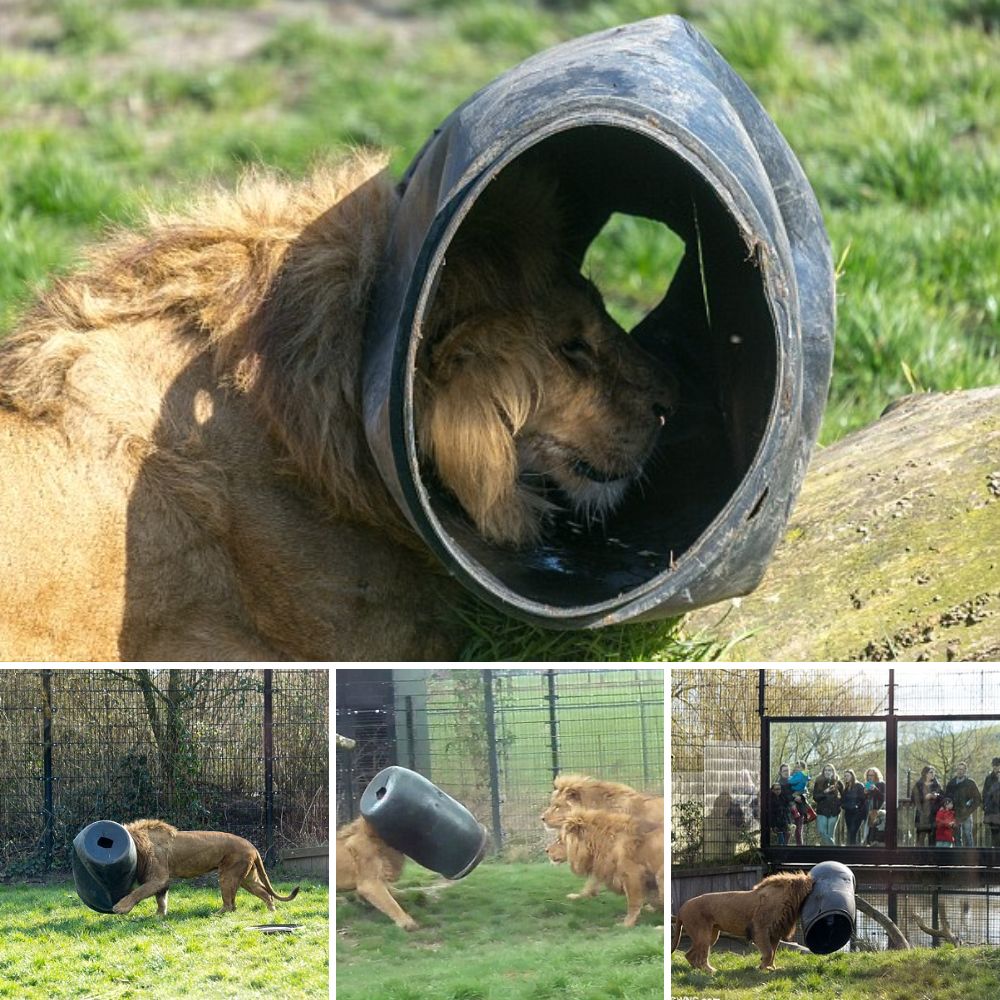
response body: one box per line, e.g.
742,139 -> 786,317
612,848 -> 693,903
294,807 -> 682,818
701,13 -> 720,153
110,819 -> 299,916
545,808 -> 663,927
336,817 -> 417,931
541,773 -> 664,901
0,150 -> 675,660
541,773 -> 665,829
671,870 -> 814,973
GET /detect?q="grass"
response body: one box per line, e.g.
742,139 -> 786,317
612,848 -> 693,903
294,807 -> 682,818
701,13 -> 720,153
1,0 -> 997,659
671,944 -> 1000,998
337,861 -> 664,1000
0,878 -> 328,999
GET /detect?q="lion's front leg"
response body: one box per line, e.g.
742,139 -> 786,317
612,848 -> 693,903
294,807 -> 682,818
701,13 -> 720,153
567,875 -> 602,900
155,888 -> 169,917
620,873 -> 645,927
112,880 -> 170,915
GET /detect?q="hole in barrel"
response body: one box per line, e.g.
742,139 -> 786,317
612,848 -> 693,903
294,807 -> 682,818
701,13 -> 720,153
97,836 -> 114,848
376,786 -> 387,800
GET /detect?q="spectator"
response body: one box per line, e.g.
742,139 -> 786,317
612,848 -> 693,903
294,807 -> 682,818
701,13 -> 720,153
982,758 -> 1000,848
945,762 -> 981,847
863,767 -> 886,846
935,797 -> 956,847
768,780 -> 792,846
912,765 -> 943,846
812,764 -> 843,847
841,769 -> 867,845
779,762 -> 805,846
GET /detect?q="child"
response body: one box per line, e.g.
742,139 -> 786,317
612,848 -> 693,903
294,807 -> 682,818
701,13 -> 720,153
935,797 -> 956,847
789,762 -> 812,796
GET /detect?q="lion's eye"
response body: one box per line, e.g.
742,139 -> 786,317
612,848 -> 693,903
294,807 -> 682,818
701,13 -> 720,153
559,337 -> 595,371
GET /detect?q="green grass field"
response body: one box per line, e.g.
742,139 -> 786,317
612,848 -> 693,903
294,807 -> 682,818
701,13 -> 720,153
0,878 -> 328,999
2,0 -> 997,659
337,861 -> 664,1000
671,944 -> 1000,999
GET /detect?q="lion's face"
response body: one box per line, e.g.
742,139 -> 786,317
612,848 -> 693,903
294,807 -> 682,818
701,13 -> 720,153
417,272 -> 677,547
545,837 -> 568,864
541,784 -> 583,830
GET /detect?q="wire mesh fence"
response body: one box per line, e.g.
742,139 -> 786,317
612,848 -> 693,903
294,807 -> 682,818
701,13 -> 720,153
0,668 -> 328,878
855,882 -> 1000,950
336,667 -> 664,855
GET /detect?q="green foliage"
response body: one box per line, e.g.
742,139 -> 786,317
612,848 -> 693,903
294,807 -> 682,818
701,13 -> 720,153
51,0 -> 126,55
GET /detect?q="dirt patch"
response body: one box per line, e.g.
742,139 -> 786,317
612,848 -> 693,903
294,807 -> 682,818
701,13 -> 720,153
855,591 -> 1000,661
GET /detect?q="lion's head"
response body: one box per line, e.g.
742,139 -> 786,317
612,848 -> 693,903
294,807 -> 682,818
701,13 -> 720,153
545,836 -> 568,864
416,166 -> 677,547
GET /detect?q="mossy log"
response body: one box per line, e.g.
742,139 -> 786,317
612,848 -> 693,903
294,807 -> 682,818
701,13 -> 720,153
687,387 -> 1000,662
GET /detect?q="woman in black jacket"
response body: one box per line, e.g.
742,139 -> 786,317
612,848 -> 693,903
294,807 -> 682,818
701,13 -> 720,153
912,765 -> 943,846
841,769 -> 868,845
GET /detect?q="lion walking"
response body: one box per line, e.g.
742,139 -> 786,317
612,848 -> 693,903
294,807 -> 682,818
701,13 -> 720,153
671,871 -> 814,972
112,819 -> 299,916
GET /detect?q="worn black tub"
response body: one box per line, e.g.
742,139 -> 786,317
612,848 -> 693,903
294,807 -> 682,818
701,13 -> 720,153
363,15 -> 834,627
801,861 -> 856,953
360,766 -> 489,879
71,820 -> 137,913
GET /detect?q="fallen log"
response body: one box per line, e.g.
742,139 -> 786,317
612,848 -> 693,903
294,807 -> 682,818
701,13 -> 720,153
855,897 -> 911,950
686,387 -> 1000,661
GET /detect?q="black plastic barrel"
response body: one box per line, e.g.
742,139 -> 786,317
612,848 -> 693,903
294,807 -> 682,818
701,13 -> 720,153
363,15 -> 834,628
801,861 -> 856,953
71,820 -> 138,913
360,766 -> 489,879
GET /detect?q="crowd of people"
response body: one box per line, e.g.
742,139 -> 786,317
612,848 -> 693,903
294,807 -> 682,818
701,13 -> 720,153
766,757 -> 1000,848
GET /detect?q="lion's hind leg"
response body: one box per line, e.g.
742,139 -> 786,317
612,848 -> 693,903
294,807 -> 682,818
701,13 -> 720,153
684,918 -> 720,973
239,865 -> 278,912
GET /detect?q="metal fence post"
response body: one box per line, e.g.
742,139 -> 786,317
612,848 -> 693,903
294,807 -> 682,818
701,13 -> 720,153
546,670 -> 559,782
482,670 -> 503,852
40,669 -> 54,871
263,669 -> 275,864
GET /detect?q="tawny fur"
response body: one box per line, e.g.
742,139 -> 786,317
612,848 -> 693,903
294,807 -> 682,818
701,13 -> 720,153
416,164 -> 676,546
541,773 -> 665,902
670,871 -> 814,973
112,819 -> 299,916
545,808 -> 664,927
0,150 -> 673,660
541,773 -> 665,828
336,817 -> 416,931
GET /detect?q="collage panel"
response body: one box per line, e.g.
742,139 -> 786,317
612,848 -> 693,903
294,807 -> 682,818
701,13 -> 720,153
671,667 -> 1000,999
0,667 -> 329,999
335,666 -> 666,1000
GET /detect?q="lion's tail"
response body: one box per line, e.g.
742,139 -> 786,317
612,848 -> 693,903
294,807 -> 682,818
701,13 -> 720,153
670,915 -> 683,953
253,854 -> 300,902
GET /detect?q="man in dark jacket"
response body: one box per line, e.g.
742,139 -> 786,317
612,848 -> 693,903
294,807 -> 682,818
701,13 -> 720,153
982,758 -> 1000,848
945,761 -> 982,847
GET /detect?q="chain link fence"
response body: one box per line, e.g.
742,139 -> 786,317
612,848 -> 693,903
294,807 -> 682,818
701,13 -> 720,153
0,668 -> 328,878
336,667 -> 664,856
